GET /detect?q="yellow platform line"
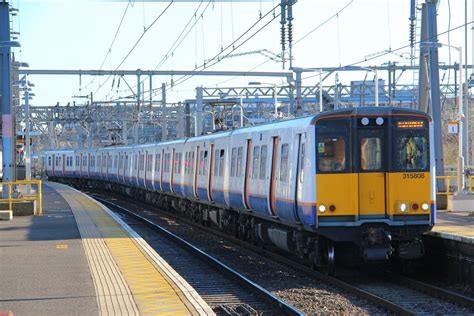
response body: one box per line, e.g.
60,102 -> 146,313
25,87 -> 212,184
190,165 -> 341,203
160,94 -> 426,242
75,195 -> 199,315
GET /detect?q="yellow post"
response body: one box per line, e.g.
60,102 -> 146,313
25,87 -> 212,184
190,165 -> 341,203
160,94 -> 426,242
446,177 -> 451,195
8,183 -> 12,211
37,180 -> 42,216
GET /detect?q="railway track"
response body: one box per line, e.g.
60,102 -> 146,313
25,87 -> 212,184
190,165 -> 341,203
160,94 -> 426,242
344,274 -> 474,315
88,190 -> 474,315
92,195 -> 303,316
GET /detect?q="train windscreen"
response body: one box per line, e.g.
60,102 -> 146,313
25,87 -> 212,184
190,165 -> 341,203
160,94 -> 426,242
391,119 -> 430,172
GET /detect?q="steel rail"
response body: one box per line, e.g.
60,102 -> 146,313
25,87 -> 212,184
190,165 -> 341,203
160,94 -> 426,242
91,192 -> 413,315
84,188 -> 473,315
92,196 -> 303,316
397,275 -> 474,309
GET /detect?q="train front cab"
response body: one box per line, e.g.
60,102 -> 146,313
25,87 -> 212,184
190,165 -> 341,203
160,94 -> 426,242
314,108 -> 434,261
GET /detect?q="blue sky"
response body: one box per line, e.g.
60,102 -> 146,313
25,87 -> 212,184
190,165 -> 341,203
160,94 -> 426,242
11,0 -> 468,106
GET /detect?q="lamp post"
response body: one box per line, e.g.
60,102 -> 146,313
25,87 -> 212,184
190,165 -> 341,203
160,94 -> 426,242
425,42 -> 465,192
449,45 -> 465,193
16,77 -> 34,194
24,87 -> 34,194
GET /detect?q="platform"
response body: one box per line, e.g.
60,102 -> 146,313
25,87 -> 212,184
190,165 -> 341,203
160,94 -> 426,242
427,210 -> 474,244
0,181 -> 213,316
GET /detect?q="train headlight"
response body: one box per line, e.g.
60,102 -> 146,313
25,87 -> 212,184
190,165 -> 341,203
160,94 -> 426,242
399,203 -> 408,212
376,117 -> 384,125
421,203 -> 430,211
361,117 -> 370,126
318,205 -> 327,213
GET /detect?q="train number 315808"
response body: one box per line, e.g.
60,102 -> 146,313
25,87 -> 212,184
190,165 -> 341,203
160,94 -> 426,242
402,173 -> 425,179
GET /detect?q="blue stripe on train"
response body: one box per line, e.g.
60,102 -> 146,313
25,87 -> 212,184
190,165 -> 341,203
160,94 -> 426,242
197,188 -> 208,201
431,202 -> 436,225
248,195 -> 270,216
184,184 -> 194,197
229,192 -> 245,209
211,189 -> 226,206
145,180 -> 153,190
162,181 -> 172,193
173,183 -> 182,196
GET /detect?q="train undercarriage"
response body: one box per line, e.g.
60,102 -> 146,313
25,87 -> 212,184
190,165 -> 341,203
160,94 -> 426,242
54,177 -> 428,271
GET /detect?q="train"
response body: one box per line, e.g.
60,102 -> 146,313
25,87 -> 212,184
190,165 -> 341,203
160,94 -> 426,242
42,107 -> 436,268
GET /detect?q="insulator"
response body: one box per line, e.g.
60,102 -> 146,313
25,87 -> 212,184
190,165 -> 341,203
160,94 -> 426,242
409,22 -> 415,48
280,25 -> 286,47
288,23 -> 293,44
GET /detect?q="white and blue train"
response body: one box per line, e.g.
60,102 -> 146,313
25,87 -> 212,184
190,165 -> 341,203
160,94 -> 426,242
43,107 -> 436,266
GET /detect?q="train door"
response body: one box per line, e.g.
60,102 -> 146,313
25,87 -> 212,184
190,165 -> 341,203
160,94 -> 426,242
144,150 -> 148,189
193,146 -> 199,198
87,153 -> 90,177
293,134 -> 303,222
80,153 -> 83,177
106,153 -> 109,181
170,148 -> 175,193
62,154 -> 66,176
358,128 -> 387,218
208,144 -> 214,201
243,140 -> 252,209
268,137 -> 279,217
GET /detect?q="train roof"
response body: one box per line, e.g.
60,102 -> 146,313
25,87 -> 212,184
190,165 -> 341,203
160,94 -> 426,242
43,106 -> 431,153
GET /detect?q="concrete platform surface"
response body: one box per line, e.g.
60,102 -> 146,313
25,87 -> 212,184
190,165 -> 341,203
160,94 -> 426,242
0,184 -> 98,316
1,181 -> 213,316
428,210 -> 474,243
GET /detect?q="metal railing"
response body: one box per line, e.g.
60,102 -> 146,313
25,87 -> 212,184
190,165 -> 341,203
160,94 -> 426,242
436,175 -> 474,195
0,180 -> 43,216
436,176 -> 458,196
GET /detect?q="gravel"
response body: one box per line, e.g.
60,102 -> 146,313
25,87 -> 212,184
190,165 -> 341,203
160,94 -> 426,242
98,193 -> 384,315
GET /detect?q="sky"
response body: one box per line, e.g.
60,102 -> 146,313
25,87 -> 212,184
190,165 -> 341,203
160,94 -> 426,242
9,0 -> 470,107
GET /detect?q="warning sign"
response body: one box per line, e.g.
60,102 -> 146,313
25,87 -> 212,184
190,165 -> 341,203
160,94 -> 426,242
448,121 -> 459,134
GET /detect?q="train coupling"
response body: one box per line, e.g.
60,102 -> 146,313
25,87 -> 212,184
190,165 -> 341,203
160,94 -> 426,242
361,227 -> 393,261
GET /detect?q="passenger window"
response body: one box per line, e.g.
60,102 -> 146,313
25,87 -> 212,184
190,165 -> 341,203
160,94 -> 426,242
155,153 -> 161,173
219,150 -> 225,177
236,147 -> 243,177
299,143 -> 305,183
174,153 -> 180,174
203,151 -> 208,176
231,148 -> 237,177
260,145 -> 267,180
317,137 -> 346,172
214,149 -> 219,176
147,154 -> 153,172
360,138 -> 382,171
280,144 -> 289,181
198,151 -> 204,175
252,146 -> 260,179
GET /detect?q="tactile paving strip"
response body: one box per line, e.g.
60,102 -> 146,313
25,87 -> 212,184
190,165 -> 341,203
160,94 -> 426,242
49,182 -> 213,316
